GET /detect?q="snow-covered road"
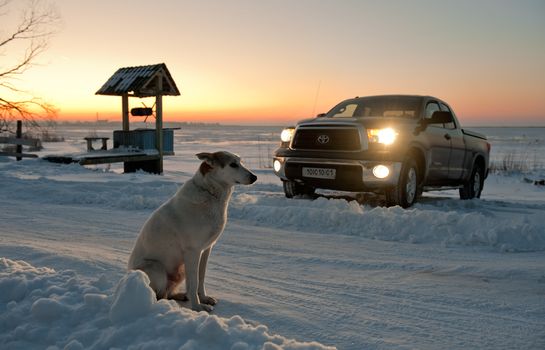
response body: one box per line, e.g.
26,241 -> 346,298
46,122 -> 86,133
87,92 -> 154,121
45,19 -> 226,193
1,158 -> 544,349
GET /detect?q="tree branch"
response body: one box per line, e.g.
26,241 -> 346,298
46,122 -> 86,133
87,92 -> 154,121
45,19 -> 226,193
0,40 -> 48,78
0,0 -> 59,47
0,0 -> 60,134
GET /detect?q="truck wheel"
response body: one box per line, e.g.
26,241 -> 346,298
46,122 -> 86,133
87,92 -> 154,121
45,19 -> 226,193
283,180 -> 315,198
459,163 -> 484,199
385,157 -> 420,208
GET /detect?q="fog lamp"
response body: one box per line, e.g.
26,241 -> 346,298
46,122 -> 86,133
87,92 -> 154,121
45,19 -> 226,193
372,165 -> 390,179
273,160 -> 282,172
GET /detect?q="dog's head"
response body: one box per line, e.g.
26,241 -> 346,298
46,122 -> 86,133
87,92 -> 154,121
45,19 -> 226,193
196,151 -> 257,186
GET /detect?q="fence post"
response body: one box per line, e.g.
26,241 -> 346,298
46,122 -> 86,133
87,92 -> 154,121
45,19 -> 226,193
16,120 -> 22,161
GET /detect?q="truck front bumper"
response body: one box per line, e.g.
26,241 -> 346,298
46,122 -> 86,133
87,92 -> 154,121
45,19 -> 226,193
273,156 -> 402,192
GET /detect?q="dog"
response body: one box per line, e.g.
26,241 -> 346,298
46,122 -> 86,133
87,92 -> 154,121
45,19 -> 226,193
128,151 -> 257,312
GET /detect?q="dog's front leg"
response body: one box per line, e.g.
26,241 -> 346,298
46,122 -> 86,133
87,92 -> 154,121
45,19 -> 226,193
184,250 -> 213,312
198,247 -> 217,306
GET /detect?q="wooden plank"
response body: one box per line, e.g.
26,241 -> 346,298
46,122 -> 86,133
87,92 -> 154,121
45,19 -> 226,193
43,155 -> 78,164
0,151 -> 38,158
0,137 -> 38,147
155,74 -> 164,174
122,93 -> 129,131
16,120 -> 22,161
78,154 -> 159,165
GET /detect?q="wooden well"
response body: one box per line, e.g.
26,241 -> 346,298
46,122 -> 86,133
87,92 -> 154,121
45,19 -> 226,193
95,63 -> 180,173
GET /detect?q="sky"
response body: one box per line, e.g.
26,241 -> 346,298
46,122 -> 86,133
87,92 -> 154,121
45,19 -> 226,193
3,0 -> 545,125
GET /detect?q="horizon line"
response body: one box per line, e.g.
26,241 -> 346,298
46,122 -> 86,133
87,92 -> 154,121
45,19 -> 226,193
52,120 -> 545,128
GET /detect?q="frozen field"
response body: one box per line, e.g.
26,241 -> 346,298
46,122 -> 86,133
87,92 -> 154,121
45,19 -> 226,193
1,123 -> 544,349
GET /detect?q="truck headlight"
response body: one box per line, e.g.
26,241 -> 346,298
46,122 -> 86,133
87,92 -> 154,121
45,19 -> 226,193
367,128 -> 398,145
280,127 -> 295,143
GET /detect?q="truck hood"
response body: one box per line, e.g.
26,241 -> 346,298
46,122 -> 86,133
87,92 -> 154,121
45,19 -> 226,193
298,117 -> 417,129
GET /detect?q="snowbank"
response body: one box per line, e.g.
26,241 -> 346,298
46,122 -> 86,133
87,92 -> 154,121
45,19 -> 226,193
230,191 -> 545,252
0,258 -> 333,350
0,160 -> 176,210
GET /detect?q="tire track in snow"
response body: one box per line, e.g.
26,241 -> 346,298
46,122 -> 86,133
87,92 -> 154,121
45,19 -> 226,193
209,222 -> 545,349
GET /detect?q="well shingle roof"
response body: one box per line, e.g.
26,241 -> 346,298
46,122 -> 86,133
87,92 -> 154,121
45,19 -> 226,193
96,63 -> 180,97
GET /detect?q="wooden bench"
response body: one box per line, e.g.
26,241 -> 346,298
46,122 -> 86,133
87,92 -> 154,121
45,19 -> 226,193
84,137 -> 109,151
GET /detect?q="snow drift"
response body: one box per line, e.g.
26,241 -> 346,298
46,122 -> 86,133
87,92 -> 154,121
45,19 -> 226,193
0,258 -> 333,349
231,191 -> 545,252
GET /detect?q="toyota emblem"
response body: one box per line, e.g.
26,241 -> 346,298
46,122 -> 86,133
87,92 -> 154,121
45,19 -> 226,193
317,134 -> 330,144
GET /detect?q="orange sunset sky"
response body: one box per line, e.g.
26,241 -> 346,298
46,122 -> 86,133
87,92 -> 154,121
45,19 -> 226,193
3,0 -> 545,125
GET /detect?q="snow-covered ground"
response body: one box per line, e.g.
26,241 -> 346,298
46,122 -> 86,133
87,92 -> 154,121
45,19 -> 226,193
1,124 -> 544,349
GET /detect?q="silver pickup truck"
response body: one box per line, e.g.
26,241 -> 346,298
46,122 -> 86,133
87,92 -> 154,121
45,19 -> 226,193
273,95 -> 490,207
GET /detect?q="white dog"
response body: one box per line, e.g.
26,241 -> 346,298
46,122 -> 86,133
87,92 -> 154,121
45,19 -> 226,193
128,151 -> 257,312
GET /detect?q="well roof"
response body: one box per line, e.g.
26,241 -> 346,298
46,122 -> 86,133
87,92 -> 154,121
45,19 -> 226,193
96,63 -> 180,97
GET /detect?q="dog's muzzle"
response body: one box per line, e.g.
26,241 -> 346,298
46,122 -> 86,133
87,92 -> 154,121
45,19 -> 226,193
249,173 -> 257,184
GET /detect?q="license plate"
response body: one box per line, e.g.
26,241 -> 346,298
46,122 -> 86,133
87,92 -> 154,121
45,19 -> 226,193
302,167 -> 336,179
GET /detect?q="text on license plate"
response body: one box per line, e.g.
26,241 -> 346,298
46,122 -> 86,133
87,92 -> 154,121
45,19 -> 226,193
302,167 -> 336,179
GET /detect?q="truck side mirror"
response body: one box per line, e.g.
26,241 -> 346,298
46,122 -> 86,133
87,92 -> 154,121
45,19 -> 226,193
415,111 -> 454,134
428,111 -> 454,124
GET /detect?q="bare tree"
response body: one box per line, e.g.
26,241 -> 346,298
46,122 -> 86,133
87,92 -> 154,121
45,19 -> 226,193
0,0 -> 60,134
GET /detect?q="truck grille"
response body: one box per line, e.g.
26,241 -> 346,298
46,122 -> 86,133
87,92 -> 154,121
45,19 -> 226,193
291,126 -> 361,151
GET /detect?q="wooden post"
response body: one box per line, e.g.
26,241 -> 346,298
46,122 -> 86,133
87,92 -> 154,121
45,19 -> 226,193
155,74 -> 164,174
16,120 -> 22,161
122,93 -> 129,131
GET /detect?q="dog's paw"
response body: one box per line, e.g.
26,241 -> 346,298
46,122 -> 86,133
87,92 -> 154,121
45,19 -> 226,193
199,295 -> 218,306
193,303 -> 214,313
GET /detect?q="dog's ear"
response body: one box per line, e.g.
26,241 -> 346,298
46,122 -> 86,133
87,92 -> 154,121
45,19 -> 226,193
196,152 -> 214,165
197,152 -> 231,168
196,152 -> 214,175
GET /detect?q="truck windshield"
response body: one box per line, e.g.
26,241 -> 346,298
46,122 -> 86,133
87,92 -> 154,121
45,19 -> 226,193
325,96 -> 422,119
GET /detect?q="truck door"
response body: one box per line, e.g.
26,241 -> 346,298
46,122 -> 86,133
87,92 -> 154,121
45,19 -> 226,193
424,101 -> 450,182
440,103 -> 465,180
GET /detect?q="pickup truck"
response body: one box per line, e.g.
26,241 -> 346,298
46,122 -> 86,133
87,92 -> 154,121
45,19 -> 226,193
272,95 -> 490,207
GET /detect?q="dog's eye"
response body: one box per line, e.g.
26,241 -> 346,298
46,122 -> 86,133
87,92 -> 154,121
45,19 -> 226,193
230,162 -> 239,168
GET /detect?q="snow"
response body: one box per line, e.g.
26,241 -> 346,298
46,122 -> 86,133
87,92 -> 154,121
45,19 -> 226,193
230,190 -> 545,252
1,123 -> 545,349
0,258 -> 331,350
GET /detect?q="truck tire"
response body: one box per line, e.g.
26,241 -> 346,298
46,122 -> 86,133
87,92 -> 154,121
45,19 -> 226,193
385,157 -> 420,208
459,163 -> 484,199
283,180 -> 315,198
